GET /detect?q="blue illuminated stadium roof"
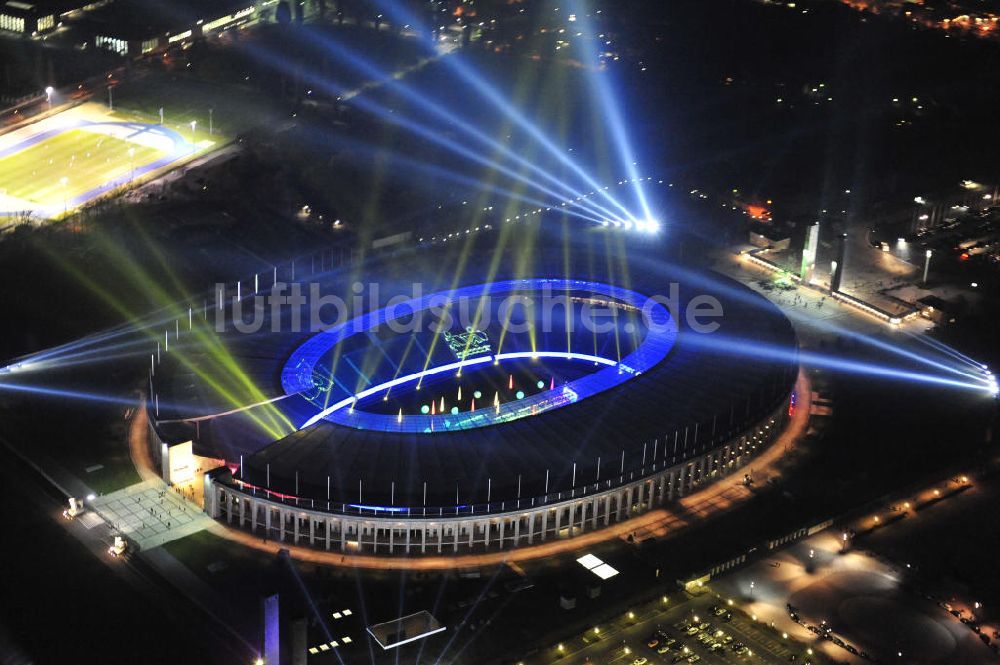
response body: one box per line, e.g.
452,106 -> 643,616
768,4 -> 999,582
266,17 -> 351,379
281,279 -> 677,433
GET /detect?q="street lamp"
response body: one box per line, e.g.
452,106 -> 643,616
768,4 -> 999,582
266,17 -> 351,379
749,580 -> 755,598
45,85 -> 53,109
208,108 -> 213,136
923,249 -> 932,286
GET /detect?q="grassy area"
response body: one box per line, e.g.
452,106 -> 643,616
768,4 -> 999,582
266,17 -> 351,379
0,128 -> 165,204
80,453 -> 142,495
112,71 -> 282,138
164,530 -> 270,584
2,396 -> 142,495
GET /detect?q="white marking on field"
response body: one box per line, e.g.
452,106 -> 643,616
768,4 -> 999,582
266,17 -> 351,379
79,123 -> 175,152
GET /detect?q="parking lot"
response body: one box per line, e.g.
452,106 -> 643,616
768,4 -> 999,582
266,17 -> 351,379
520,590 -> 836,665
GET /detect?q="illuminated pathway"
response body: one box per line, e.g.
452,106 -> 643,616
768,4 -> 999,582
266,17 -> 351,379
196,370 -> 812,570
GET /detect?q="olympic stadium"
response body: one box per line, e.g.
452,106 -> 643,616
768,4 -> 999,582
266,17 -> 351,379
148,235 -> 800,554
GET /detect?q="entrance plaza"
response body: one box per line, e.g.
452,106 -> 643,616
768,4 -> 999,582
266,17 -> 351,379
91,478 -> 213,551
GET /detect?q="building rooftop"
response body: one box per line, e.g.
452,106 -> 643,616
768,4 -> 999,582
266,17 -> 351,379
78,0 -> 253,40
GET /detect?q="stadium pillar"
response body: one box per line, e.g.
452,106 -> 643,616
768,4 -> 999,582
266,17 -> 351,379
591,497 -> 599,529
239,498 -> 245,526
293,513 -> 300,543
498,518 -> 505,548
603,496 -> 611,526
553,508 -> 561,537
309,518 -> 315,546
513,516 -> 521,545
325,519 -> 331,550
527,513 -> 536,544
540,510 -> 548,541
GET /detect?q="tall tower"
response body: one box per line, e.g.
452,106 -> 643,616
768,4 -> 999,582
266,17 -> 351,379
800,222 -> 820,282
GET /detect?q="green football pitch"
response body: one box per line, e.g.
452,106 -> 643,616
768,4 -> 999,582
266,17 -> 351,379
0,129 -> 166,205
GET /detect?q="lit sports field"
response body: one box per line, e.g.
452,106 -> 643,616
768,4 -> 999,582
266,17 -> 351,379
0,103 -> 215,219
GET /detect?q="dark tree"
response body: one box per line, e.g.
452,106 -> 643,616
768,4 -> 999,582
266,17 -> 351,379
275,1 -> 292,25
